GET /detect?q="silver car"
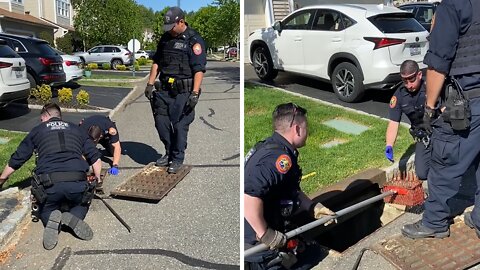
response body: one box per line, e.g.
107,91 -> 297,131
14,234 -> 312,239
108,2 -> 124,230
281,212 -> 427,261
74,45 -> 133,69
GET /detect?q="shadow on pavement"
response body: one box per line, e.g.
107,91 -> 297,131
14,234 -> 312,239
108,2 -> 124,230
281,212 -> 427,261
0,102 -> 31,121
121,141 -> 161,165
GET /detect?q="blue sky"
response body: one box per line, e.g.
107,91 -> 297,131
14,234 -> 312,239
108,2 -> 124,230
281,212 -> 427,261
136,0 -> 214,12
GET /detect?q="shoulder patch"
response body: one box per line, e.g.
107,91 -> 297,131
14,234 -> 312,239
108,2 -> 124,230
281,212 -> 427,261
108,127 -> 117,136
275,154 -> 292,174
389,96 -> 397,109
193,43 -> 202,55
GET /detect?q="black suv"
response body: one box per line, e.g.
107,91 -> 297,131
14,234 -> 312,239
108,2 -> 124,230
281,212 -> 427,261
0,33 -> 66,88
398,2 -> 440,32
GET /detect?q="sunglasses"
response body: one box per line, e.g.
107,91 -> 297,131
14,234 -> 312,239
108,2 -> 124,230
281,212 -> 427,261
289,103 -> 299,127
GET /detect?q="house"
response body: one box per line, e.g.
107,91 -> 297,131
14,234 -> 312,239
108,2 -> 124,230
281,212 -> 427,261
0,0 -> 75,44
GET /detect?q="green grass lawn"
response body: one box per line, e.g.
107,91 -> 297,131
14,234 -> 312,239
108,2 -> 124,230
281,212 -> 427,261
79,80 -> 134,88
85,73 -> 145,80
245,83 -> 414,195
0,130 -> 35,189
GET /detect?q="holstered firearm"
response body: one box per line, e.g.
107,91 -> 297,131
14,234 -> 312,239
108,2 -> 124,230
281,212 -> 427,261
442,77 -> 471,131
31,173 -> 47,204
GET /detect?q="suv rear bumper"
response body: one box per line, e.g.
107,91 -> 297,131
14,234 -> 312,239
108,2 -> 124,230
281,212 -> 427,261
39,73 -> 67,87
365,68 -> 426,90
0,88 -> 30,107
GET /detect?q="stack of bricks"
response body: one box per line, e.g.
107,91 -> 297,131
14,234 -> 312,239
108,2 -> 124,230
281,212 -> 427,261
382,171 -> 424,206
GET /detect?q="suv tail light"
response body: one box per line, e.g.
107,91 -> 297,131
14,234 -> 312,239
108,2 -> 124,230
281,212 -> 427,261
124,52 -> 131,56
65,61 -> 77,66
364,37 -> 406,50
0,61 -> 13,69
39,57 -> 56,66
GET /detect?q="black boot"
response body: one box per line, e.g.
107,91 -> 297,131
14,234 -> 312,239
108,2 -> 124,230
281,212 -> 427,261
155,155 -> 170,166
168,161 -> 183,174
401,220 -> 449,239
43,210 -> 62,250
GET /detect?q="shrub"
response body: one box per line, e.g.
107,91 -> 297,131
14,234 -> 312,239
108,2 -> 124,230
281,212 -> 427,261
87,63 -> 98,70
76,90 -> 89,106
102,63 -> 111,70
30,84 -> 52,103
146,59 -> 153,64
116,65 -> 127,71
134,64 -> 140,71
58,87 -> 73,104
137,57 -> 148,66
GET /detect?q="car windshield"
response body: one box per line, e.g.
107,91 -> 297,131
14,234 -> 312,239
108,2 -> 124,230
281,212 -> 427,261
368,13 -> 425,33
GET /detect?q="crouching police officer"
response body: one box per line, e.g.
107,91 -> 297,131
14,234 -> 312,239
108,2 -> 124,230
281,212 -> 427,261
385,60 -> 430,180
244,103 -> 335,269
144,6 -> 206,174
0,103 -> 102,250
402,0 -> 480,239
79,115 -> 122,176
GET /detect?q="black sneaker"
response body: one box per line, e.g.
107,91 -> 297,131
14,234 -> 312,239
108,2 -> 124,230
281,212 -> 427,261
168,161 -> 183,174
43,210 -> 62,250
401,220 -> 449,239
61,212 -> 93,240
155,155 -> 170,166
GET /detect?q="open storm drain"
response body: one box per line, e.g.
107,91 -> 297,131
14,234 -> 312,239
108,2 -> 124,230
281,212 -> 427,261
110,163 -> 192,201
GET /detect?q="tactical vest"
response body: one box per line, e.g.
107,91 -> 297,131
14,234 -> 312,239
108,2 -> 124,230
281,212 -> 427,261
158,28 -> 198,78
37,120 -> 83,157
450,0 -> 480,76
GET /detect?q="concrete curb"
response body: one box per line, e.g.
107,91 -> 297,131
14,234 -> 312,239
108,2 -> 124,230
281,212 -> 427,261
83,73 -> 149,83
26,103 -> 111,113
0,188 -> 31,249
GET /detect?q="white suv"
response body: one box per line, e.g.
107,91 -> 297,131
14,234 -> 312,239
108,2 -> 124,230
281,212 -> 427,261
74,45 -> 133,69
0,39 -> 30,107
248,4 -> 429,102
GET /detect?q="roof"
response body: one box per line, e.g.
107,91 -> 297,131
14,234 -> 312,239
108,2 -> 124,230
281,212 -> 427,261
0,32 -> 49,43
0,8 -> 57,28
40,17 -> 75,31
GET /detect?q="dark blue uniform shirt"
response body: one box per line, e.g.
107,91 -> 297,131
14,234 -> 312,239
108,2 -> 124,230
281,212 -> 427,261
424,0 -> 480,90
388,81 -> 426,128
244,132 -> 302,245
8,117 -> 100,175
80,115 -> 119,144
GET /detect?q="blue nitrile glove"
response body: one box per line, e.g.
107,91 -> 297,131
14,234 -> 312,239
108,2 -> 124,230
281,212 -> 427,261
385,146 -> 394,163
108,165 -> 119,176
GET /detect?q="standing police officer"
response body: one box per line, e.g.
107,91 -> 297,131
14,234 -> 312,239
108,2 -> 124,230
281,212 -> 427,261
385,60 -> 430,181
402,0 -> 480,239
80,115 -> 122,176
244,103 -> 334,269
144,6 -> 206,174
0,103 -> 102,250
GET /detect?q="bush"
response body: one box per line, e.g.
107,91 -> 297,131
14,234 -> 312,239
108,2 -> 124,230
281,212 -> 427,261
134,64 -> 140,71
30,84 -> 52,104
56,34 -> 73,54
116,65 -> 127,71
58,87 -> 73,104
87,63 -> 98,70
102,63 -> 111,70
147,59 -> 153,64
76,90 -> 89,106
137,57 -> 148,66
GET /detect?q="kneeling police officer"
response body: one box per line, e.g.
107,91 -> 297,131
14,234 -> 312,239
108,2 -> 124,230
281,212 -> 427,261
244,103 -> 335,269
0,103 -> 102,250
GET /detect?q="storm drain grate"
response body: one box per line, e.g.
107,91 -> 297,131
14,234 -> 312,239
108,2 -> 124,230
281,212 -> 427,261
373,219 -> 480,270
110,163 -> 192,201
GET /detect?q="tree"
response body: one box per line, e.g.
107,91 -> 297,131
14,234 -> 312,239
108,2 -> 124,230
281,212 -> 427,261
211,0 -> 240,47
38,31 -> 54,45
151,7 -> 172,44
188,6 -> 218,48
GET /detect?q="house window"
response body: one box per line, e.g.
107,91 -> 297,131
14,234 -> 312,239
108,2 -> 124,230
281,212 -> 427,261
56,0 -> 70,18
12,0 -> 23,4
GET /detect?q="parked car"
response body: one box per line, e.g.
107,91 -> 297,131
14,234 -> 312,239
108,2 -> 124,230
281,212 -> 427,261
145,50 -> 156,59
53,48 -> 83,83
135,50 -> 149,59
74,45 -> 133,69
248,4 -> 429,102
0,39 -> 30,107
226,47 -> 238,58
0,33 -> 66,89
398,2 -> 440,32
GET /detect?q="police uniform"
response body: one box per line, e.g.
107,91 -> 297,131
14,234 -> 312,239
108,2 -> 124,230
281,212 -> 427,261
80,115 -> 119,153
151,26 -> 206,165
8,117 -> 100,225
388,81 -> 430,180
244,132 -> 321,270
421,0 -> 480,231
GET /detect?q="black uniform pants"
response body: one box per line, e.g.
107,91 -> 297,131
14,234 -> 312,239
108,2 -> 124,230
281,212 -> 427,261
152,90 -> 195,163
414,141 -> 431,180
39,181 -> 88,226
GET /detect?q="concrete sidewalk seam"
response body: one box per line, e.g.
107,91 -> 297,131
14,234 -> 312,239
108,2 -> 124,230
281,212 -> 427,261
0,189 -> 31,249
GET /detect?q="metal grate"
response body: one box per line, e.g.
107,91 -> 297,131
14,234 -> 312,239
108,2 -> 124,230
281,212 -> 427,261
110,163 -> 192,201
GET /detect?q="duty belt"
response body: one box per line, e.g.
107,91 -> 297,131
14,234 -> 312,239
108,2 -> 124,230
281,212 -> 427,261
38,171 -> 87,184
160,77 -> 193,93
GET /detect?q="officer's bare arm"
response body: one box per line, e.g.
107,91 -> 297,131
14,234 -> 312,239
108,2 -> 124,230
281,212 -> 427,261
425,67 -> 446,108
386,121 -> 400,147
91,159 -> 102,182
193,71 -> 204,94
111,141 -> 121,166
0,165 -> 15,184
244,194 -> 267,238
147,63 -> 160,85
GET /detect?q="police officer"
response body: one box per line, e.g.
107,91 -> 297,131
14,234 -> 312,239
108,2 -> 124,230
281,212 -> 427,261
385,60 -> 430,181
0,103 -> 102,250
402,0 -> 480,239
244,103 -> 335,269
80,115 -> 122,176
144,6 -> 206,174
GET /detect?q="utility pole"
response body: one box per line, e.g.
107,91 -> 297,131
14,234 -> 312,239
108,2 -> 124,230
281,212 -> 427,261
177,0 -> 180,7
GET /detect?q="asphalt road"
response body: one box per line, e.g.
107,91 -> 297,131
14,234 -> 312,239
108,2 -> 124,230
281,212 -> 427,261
245,64 -> 402,122
2,61 -> 240,269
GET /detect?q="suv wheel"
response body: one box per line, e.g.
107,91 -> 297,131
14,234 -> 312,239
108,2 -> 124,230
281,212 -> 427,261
27,73 -> 37,89
252,46 -> 278,81
331,62 -> 364,103
111,59 -> 123,70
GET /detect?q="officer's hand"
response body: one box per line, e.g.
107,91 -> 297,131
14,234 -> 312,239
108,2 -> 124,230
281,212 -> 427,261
385,145 -> 394,163
145,84 -> 154,100
107,165 -> 119,176
421,109 -> 435,135
188,91 -> 200,110
313,203 -> 336,225
259,228 -> 287,250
